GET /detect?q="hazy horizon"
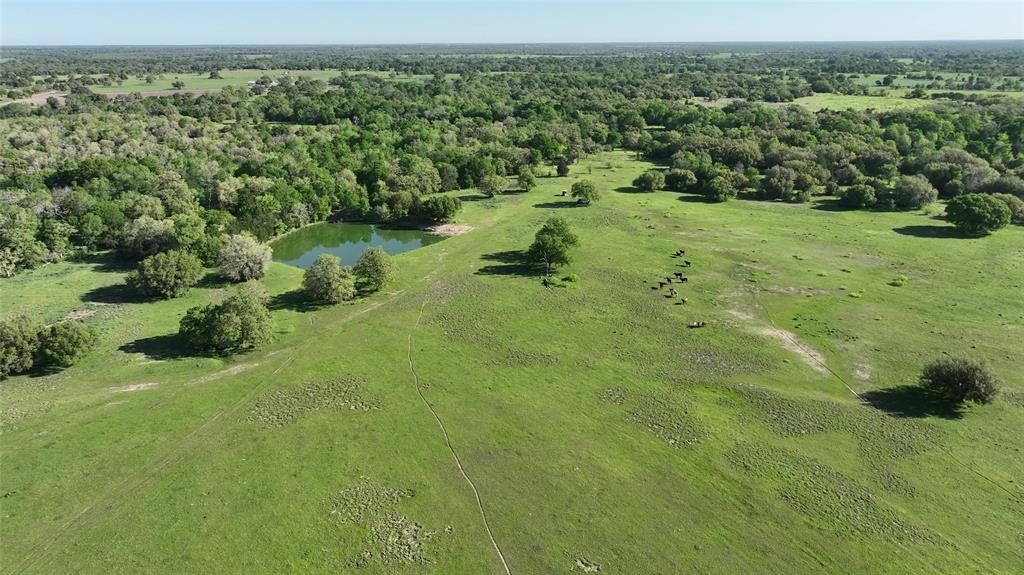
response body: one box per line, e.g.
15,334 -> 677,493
2,1 -> 1022,46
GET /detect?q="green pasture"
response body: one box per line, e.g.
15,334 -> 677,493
2,151 -> 1022,573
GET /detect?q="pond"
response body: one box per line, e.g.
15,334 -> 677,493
271,223 -> 443,269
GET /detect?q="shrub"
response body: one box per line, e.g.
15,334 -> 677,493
303,254 -> 356,304
838,184 -> 876,209
945,193 -> 1012,236
517,167 -> 536,191
665,168 -> 698,193
570,180 -> 600,204
218,233 -> 271,282
126,250 -> 203,298
703,175 -> 737,202
919,357 -> 999,404
179,283 -> 272,355
891,175 -> 938,210
36,321 -> 99,368
563,273 -> 580,283
988,193 -> 1024,225
121,216 -> 176,258
0,315 -> 43,378
632,170 -> 665,192
418,195 -> 462,223
478,175 -> 505,198
353,246 -> 394,292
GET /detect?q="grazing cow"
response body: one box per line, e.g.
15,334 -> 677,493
674,272 -> 683,278
560,190 -> 568,196
682,260 -> 692,267
680,277 -> 689,283
658,281 -> 666,288
688,321 -> 706,328
669,288 -> 678,297
681,298 -> 689,304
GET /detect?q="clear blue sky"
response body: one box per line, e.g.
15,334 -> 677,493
2,1 -> 1021,46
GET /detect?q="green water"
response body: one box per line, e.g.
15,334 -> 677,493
271,223 -> 443,269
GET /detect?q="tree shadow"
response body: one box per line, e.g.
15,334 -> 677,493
475,250 -> 537,277
892,225 -> 962,239
861,385 -> 965,420
675,194 -> 712,203
533,200 -> 578,209
456,193 -> 491,203
80,282 -> 147,304
77,251 -> 135,273
811,198 -> 851,212
614,186 -> 647,194
268,288 -> 324,312
119,333 -> 194,360
196,272 -> 230,289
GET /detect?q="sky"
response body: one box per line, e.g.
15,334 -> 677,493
1,1 -> 1022,46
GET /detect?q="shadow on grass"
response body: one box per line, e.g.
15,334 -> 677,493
119,333 -> 194,360
456,193 -> 492,203
196,272 -> 231,289
811,198 -> 852,212
269,289 -> 325,312
613,186 -> 647,194
475,250 -> 537,277
74,251 -> 136,273
892,225 -> 962,239
861,385 -> 964,420
675,193 -> 714,204
533,200 -> 579,209
80,282 -> 147,304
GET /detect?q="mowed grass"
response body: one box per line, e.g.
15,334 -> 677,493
2,151 -> 1023,573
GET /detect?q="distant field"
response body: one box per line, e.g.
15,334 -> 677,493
793,92 -> 935,111
3,151 -> 1022,573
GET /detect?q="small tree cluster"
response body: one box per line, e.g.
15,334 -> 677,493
303,254 -> 356,304
527,216 -> 579,275
179,283 -> 272,355
1,316 -> 98,378
418,195 -> 462,223
126,250 -> 204,299
919,357 -> 999,404
218,233 -> 271,282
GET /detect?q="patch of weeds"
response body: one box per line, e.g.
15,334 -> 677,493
1001,388 -> 1024,407
848,290 -> 865,298
248,378 -> 379,427
791,314 -> 858,343
888,275 -> 908,287
728,442 -> 932,543
599,388 -> 705,448
0,400 -> 52,432
327,477 -> 435,566
563,273 -> 580,283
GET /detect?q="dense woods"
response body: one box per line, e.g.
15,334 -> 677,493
2,45 -> 1023,277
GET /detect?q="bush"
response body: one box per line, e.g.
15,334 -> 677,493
891,175 -> 938,210
632,170 -> 665,192
478,175 -> 505,198
126,250 -> 204,298
419,195 -> 462,223
570,180 -> 601,204
990,193 -> 1024,224
665,168 -> 698,193
179,283 -> 272,355
121,216 -> 176,258
36,321 -> 98,368
703,176 -> 737,202
838,184 -> 876,209
517,167 -> 536,191
303,254 -> 356,304
218,233 -> 271,282
919,357 -> 999,404
354,246 -> 394,292
0,315 -> 43,378
945,193 -> 1012,235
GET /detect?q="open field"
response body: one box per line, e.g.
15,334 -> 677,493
2,151 -> 1022,573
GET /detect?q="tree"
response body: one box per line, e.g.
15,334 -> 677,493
179,283 -> 272,355
353,246 -> 394,292
556,158 -> 570,177
517,167 -> 536,191
121,216 -> 176,258
665,169 -> 698,193
218,233 -> 271,282
172,80 -> 186,90
838,184 -> 877,209
36,321 -> 98,369
761,165 -> 797,200
208,70 -> 222,79
632,170 -> 665,192
891,175 -> 938,210
919,357 -> 999,404
703,176 -> 737,202
527,216 -> 579,274
0,204 -> 47,277
126,250 -> 203,299
570,180 -> 600,204
1,315 -> 42,378
303,254 -> 356,304
945,193 -> 1012,235
990,193 -> 1024,224
478,175 -> 505,198
419,195 -> 462,223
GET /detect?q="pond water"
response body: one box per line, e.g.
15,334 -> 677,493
271,223 -> 443,269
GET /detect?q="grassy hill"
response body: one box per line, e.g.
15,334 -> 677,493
2,151 -> 1022,573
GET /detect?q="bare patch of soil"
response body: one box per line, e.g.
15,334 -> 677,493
110,382 -> 161,393
63,309 -> 96,321
757,326 -> 829,374
425,223 -> 473,236
187,363 -> 258,385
